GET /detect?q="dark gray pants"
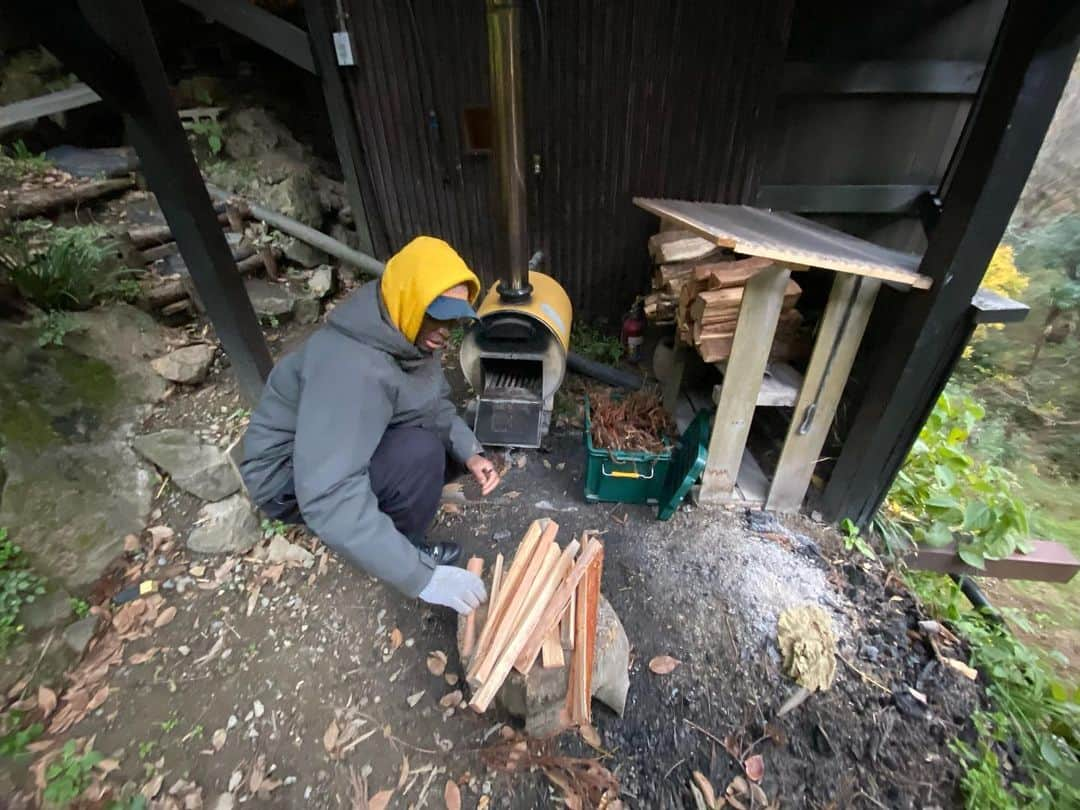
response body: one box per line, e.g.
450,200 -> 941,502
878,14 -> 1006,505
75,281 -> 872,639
260,426 -> 448,543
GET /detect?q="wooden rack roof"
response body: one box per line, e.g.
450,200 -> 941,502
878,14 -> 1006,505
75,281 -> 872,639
634,198 -> 933,290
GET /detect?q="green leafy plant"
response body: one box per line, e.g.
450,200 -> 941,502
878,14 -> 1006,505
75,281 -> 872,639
1,222 -> 124,311
0,139 -> 52,179
188,118 -> 225,156
0,527 -> 46,653
0,711 -> 43,757
882,389 -> 1031,569
261,519 -> 287,540
69,598 -> 89,619
43,739 -> 104,806
110,276 -> 143,304
34,310 -> 78,348
571,322 -> 623,365
840,518 -> 877,560
909,572 -> 1080,808
137,740 -> 156,760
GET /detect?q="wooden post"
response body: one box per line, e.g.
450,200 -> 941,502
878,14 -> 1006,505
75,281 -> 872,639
699,263 -> 792,503
767,274 -> 881,512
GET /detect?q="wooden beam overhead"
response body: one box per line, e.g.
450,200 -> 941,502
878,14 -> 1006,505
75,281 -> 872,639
0,83 -> 101,130
175,0 -> 316,74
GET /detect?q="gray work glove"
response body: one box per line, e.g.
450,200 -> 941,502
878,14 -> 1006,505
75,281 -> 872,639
418,565 -> 487,615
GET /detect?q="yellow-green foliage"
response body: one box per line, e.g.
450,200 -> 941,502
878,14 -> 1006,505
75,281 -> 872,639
967,244 -> 1032,355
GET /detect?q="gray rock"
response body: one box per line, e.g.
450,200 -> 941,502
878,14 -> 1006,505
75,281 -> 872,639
61,615 -> 99,655
281,236 -> 329,268
62,304 -> 171,403
1,434 -> 154,590
266,535 -> 315,567
132,429 -> 241,501
150,344 -> 216,385
307,265 -> 336,299
245,279 -> 296,321
18,586 -> 72,632
292,296 -> 321,325
187,494 -> 261,555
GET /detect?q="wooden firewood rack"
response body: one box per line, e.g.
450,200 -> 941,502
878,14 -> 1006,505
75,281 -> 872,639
634,198 -> 933,512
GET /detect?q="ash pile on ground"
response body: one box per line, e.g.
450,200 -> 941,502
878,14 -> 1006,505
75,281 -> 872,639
634,508 -> 851,656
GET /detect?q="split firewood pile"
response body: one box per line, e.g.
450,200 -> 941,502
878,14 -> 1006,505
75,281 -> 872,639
643,229 -> 803,363
589,389 -> 673,453
125,201 -> 282,322
463,519 -> 604,729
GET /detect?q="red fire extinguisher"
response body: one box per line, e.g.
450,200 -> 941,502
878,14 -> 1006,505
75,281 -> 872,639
621,298 -> 647,362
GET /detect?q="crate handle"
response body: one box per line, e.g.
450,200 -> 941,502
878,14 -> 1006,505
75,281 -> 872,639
601,462 -> 655,480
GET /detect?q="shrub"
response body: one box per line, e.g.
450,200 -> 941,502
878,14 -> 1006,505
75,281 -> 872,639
881,389 -> 1031,569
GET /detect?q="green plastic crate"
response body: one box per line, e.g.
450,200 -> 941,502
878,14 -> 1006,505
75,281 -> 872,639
583,397 -> 673,505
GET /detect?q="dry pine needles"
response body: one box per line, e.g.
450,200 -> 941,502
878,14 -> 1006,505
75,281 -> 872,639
589,390 -> 673,454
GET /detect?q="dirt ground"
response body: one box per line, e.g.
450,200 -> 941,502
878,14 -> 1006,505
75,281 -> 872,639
1,304 -> 991,809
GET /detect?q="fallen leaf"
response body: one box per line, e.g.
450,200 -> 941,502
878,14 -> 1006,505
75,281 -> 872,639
261,563 -> 285,584
228,770 -> 243,792
154,606 -> 178,628
248,754 -> 266,793
96,758 -> 120,774
444,779 -> 461,810
87,684 -> 110,712
397,754 -> 410,790
124,534 -> 140,553
439,690 -> 463,708
194,635 -> 225,665
445,673 -> 459,686
141,773 -> 164,800
427,650 -> 448,676
323,719 -> 340,753
37,686 -> 57,718
390,628 -> 403,650
648,655 -> 681,675
369,790 -> 394,810
504,490 -> 521,500
189,564 -> 206,577
7,676 -> 29,698
148,525 -> 174,542
692,771 -> 717,809
406,690 -> 425,708
749,781 -> 768,805
128,647 -> 159,665
744,754 -> 764,782
478,797 -> 491,810
580,725 -> 602,749
212,728 -> 227,751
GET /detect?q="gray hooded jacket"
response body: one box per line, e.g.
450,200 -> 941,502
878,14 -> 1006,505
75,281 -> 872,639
239,282 -> 483,597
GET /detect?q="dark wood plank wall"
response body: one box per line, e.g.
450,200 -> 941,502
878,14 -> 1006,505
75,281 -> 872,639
341,0 -> 794,322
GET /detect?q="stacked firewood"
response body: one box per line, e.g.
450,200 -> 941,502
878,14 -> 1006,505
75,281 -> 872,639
643,229 -> 803,363
127,202 -> 280,321
464,519 -> 603,727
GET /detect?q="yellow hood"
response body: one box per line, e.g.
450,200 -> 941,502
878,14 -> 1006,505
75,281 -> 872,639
379,236 -> 481,343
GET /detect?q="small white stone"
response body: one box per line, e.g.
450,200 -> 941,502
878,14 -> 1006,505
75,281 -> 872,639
178,645 -> 191,656
253,700 -> 265,719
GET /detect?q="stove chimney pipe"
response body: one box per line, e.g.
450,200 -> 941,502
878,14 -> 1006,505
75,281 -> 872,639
486,0 -> 532,303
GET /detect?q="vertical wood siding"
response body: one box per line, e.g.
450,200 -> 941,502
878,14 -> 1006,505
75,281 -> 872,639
342,0 -> 793,322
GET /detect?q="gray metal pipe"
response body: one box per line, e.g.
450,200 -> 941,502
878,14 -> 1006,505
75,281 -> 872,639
486,0 -> 532,302
206,184 -> 385,277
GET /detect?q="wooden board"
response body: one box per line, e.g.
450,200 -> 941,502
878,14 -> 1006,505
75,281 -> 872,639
648,229 -> 719,263
767,275 -> 882,512
0,83 -> 101,129
735,449 -> 770,506
460,557 -> 484,658
905,540 -> 1079,583
699,264 -> 792,502
634,198 -> 931,290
